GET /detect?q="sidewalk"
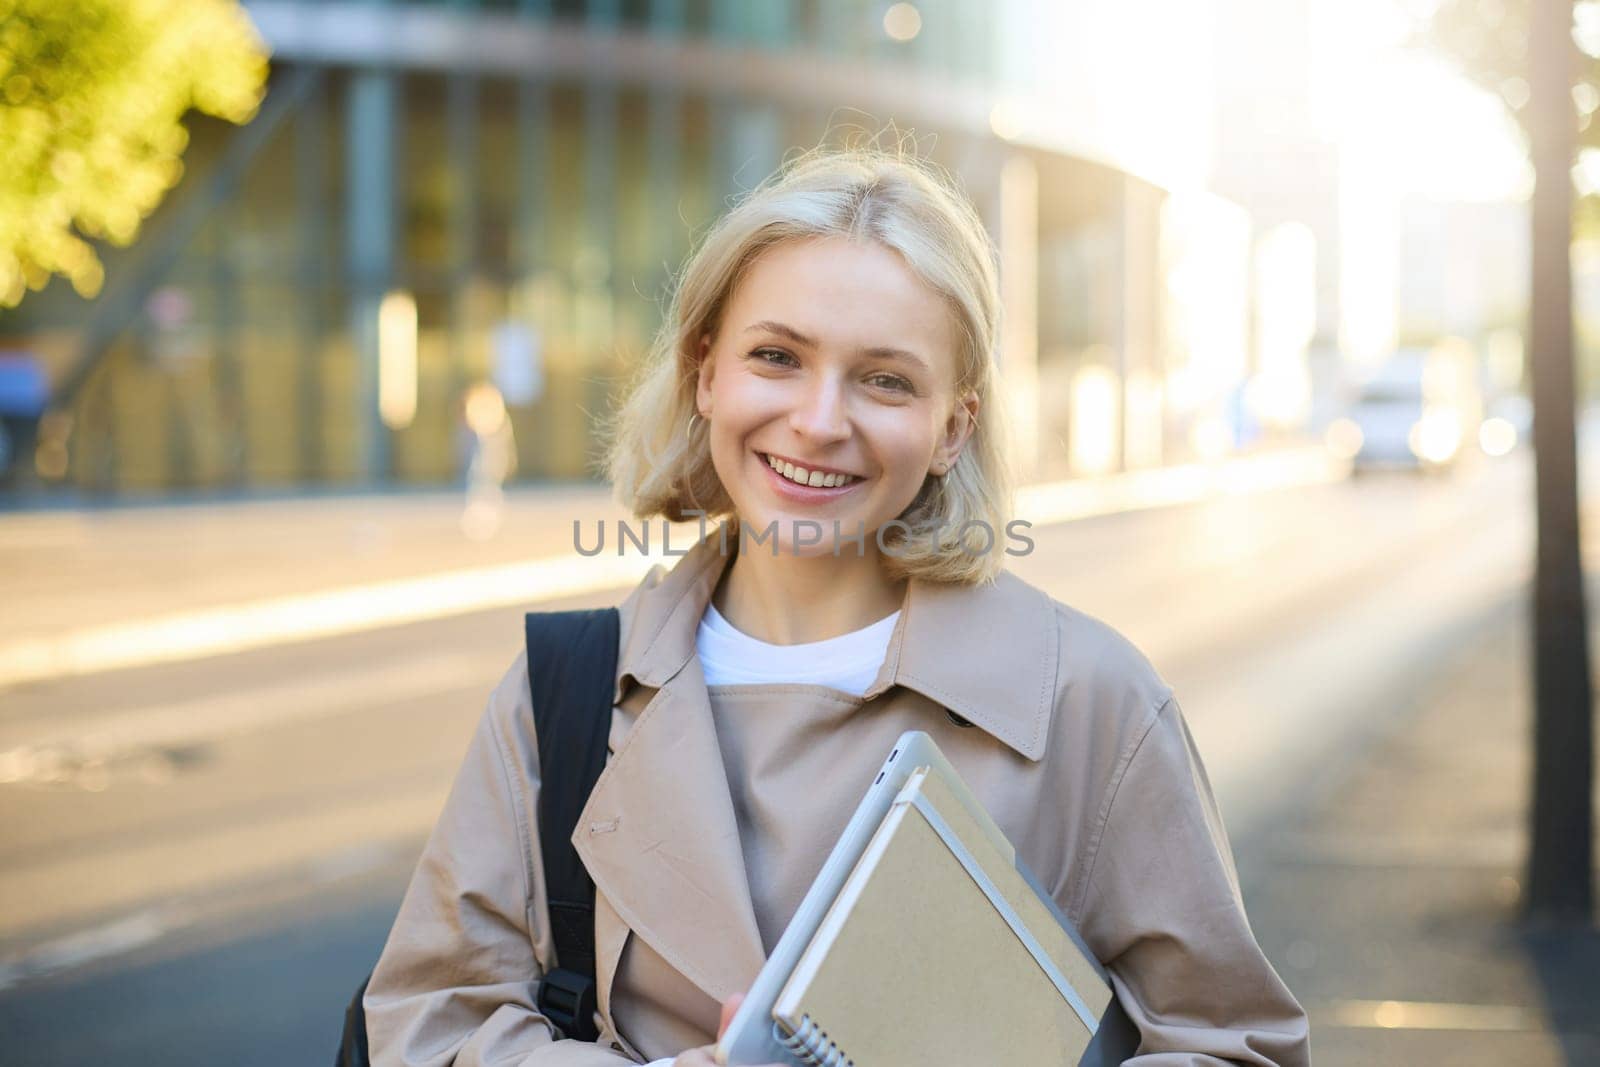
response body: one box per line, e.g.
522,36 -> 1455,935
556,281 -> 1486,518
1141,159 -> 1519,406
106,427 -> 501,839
0,446 -> 1342,688
1239,582 -> 1600,1066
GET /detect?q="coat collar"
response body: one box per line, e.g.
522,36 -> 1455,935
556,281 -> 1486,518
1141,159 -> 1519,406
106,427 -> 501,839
610,518 -> 1059,762
574,518 -> 1060,1013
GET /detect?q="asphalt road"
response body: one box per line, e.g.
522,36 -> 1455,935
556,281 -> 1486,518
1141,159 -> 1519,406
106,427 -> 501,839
0,447 -> 1579,1065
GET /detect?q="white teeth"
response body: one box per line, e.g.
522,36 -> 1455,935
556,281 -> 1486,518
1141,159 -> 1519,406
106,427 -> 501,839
765,454 -> 854,488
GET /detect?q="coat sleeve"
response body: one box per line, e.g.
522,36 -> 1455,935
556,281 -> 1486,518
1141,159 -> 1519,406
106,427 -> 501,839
1075,695 -> 1311,1066
364,651 -> 639,1067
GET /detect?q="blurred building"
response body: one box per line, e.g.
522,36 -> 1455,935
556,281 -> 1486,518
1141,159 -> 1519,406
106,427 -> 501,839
1398,197 -> 1528,343
1209,0 -> 1339,438
1,0 -> 1296,497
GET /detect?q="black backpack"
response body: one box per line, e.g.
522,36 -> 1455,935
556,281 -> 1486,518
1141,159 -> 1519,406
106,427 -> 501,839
336,607 -> 621,1067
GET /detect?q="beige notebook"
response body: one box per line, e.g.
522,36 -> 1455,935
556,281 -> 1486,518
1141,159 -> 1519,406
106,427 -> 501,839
770,766 -> 1114,1066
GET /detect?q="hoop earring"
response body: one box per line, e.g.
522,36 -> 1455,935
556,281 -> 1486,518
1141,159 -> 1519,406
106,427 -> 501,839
686,411 -> 702,442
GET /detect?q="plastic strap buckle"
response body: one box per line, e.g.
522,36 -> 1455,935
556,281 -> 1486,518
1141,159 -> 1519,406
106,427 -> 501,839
536,966 -> 599,1042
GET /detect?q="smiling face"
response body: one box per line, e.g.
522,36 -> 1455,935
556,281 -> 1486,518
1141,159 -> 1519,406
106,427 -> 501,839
694,235 -> 977,558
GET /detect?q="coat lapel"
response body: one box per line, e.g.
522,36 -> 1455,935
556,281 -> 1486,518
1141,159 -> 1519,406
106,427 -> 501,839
573,524 -> 768,1007
862,561 -> 1059,762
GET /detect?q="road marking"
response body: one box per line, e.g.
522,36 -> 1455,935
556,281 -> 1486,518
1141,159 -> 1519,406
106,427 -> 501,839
0,907 -> 174,992
0,838 -> 419,991
0,648 -> 507,784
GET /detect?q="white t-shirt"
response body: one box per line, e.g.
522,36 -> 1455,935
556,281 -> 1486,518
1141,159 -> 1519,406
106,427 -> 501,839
695,599 -> 900,697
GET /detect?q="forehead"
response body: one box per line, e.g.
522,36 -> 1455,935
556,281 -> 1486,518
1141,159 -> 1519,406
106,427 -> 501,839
721,236 -> 962,379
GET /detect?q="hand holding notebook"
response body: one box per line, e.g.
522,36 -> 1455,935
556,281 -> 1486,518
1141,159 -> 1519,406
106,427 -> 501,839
659,994 -> 784,1067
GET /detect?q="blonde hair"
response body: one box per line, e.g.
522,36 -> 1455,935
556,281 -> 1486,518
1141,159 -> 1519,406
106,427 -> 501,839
598,137 -> 1016,585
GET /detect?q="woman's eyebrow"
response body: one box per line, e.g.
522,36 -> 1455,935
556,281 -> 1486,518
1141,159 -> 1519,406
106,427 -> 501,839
743,320 -> 931,372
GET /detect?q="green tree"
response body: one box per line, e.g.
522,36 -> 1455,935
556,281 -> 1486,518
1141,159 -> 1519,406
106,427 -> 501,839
0,0 -> 268,308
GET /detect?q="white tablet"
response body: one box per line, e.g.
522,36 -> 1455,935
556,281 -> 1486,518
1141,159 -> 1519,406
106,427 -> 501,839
714,729 -> 1137,1066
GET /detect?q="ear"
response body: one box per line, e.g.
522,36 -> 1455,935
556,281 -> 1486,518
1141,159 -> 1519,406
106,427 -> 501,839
693,333 -> 714,416
931,393 -> 979,476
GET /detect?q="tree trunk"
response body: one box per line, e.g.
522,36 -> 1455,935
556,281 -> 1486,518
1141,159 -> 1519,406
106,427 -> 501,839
1526,0 -> 1594,922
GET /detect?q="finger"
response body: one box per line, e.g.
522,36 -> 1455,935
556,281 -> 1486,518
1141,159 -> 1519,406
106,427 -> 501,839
717,991 -> 746,1040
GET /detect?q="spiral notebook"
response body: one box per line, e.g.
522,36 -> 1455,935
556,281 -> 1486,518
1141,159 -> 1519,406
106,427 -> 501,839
715,731 -> 1138,1066
766,765 -> 1120,1066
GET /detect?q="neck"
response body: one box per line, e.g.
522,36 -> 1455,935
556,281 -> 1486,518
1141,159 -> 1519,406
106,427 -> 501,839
710,524 -> 906,645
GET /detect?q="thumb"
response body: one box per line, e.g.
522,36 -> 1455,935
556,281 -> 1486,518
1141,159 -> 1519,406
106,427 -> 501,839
717,992 -> 746,1041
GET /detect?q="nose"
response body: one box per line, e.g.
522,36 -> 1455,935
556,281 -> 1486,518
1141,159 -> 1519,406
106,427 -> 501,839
789,374 -> 851,443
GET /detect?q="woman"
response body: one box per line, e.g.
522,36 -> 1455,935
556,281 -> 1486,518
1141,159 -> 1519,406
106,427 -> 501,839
364,145 -> 1312,1066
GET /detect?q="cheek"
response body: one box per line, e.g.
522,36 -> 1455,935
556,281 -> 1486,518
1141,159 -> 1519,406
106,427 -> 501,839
863,411 -> 939,462
714,374 -> 805,439
713,365 -> 770,408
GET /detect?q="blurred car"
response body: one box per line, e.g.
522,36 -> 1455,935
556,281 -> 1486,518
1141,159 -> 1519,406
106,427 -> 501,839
1324,346 -> 1483,473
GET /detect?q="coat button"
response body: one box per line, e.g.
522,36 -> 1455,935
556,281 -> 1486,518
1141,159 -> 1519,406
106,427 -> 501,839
945,709 -> 975,728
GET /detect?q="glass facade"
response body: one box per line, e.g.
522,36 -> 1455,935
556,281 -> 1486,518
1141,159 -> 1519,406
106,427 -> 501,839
0,0 -> 1213,496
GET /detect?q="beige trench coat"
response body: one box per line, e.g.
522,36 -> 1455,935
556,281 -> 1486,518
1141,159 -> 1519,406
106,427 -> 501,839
365,523 -> 1311,1065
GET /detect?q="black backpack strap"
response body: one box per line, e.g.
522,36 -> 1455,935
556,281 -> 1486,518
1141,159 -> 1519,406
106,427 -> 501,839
334,609 -> 618,1067
526,607 -> 620,1044
336,975 -> 370,1067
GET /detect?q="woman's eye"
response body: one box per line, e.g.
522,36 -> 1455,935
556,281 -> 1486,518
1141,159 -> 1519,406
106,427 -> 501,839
869,374 -> 915,394
752,348 -> 798,367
